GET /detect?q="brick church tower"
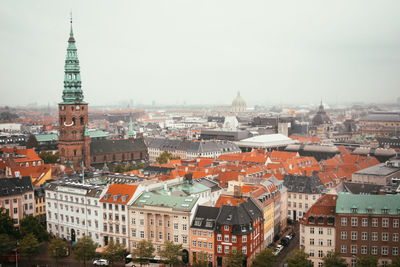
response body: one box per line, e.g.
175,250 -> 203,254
58,18 -> 90,169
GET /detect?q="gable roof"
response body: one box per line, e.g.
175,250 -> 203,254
90,138 -> 147,155
191,206 -> 220,230
0,177 -> 33,197
100,184 -> 139,204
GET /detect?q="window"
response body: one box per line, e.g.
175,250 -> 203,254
159,220 -> 162,226
394,219 -> 399,228
182,224 -> 187,231
351,245 -> 357,254
383,218 -> 389,228
132,230 -> 136,237
174,223 -> 178,230
310,227 -> 314,234
159,232 -> 162,240
224,225 -> 229,231
150,231 -> 154,238
371,246 -> 378,255
382,232 -> 389,241
318,239 -> 323,246
361,232 -> 367,241
242,246 -> 247,254
361,245 -> 367,254
351,231 -> 357,241
150,219 -> 154,225
318,228 -> 323,235
382,246 -> 388,256
183,236 -> 187,244
341,217 -> 347,226
351,217 -> 358,227
232,235 -> 237,243
224,235 -> 229,242
224,246 -> 229,253
372,218 -> 378,227
393,247 -> 398,256
362,218 -> 368,227
327,228 -> 332,235
327,239 -> 332,246
242,236 -> 247,242
140,231 -> 144,238
140,219 -> 144,226
318,250 -> 323,258
341,231 -> 347,240
217,245 -> 222,253
310,238 -> 314,245
192,240 -> 196,247
372,232 -> 378,241
217,234 -> 222,241
340,245 -> 347,254
209,243 -> 213,249
309,250 -> 314,257
394,233 -> 399,242
192,230 -> 196,235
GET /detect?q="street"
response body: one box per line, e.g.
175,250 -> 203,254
273,223 -> 300,267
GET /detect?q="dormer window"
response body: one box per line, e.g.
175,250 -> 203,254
351,208 -> 358,213
382,208 -> 389,214
309,216 -> 315,224
318,216 -> 324,224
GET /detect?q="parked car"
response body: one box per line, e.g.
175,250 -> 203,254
285,234 -> 293,240
273,245 -> 284,256
281,237 -> 290,246
93,259 -> 109,266
289,232 -> 295,238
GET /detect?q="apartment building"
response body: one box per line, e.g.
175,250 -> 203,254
214,198 -> 264,267
34,186 -> 46,224
300,194 -> 337,267
45,181 -> 105,245
335,193 -> 400,267
129,191 -> 199,264
0,176 -> 34,226
100,184 -> 142,249
190,206 -> 220,266
283,175 -> 325,221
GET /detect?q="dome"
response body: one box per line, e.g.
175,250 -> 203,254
231,91 -> 247,112
312,102 -> 331,126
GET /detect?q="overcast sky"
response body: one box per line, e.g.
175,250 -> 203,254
1,0 -> 400,107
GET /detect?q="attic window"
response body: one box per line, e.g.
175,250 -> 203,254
194,220 -> 202,226
351,208 -> 358,213
205,221 -> 213,228
181,204 -> 189,207
103,193 -> 111,200
308,216 -> 315,224
367,208 -> 373,213
318,216 -> 324,224
241,226 -> 246,232
113,194 -> 121,201
382,208 -> 389,214
327,216 -> 335,225
227,215 -> 232,221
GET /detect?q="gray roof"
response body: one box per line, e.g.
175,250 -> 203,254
0,177 -> 33,197
90,138 -> 147,155
145,137 -> 240,154
283,174 -> 325,194
353,163 -> 400,176
342,182 -> 384,195
191,206 -> 220,230
360,112 -> 400,122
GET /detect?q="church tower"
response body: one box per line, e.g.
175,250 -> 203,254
58,17 -> 90,169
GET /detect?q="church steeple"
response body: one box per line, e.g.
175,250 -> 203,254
62,15 -> 85,104
128,117 -> 136,139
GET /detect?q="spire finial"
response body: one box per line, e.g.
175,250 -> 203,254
69,11 -> 74,39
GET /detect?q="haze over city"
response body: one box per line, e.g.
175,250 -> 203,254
1,0 -> 400,106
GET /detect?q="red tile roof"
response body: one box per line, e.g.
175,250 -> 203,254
100,184 -> 139,204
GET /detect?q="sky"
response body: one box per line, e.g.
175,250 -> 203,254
1,0 -> 400,107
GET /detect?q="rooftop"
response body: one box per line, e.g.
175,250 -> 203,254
132,191 -> 198,211
353,163 -> 400,176
336,193 -> 400,215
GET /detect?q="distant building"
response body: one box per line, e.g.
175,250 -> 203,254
231,92 -> 246,113
352,160 -> 400,186
309,102 -> 334,136
359,112 -> 400,137
235,134 -> 298,152
199,129 -> 250,141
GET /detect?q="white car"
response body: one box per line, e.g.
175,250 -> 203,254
273,245 -> 284,256
93,259 -> 109,266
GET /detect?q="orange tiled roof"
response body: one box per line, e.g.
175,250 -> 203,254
100,184 -> 139,204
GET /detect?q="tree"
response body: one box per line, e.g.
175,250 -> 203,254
193,252 -> 209,267
136,162 -> 145,170
73,236 -> 98,267
159,241 -> 183,267
252,248 -> 277,267
322,251 -> 347,267
0,234 -> 13,266
19,233 -> 41,265
20,215 -> 49,242
125,164 -> 134,172
113,164 -> 125,173
0,208 -> 18,239
38,151 -> 59,164
131,240 -> 155,267
48,238 -> 67,266
26,134 -> 38,149
389,256 -> 400,267
156,151 -> 180,164
286,249 -> 312,267
226,249 -> 245,267
355,255 -> 378,267
101,240 -> 126,266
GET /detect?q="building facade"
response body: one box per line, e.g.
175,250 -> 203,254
335,193 -> 400,266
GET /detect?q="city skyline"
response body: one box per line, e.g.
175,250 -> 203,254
1,0 -> 400,106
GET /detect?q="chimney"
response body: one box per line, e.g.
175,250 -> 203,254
234,185 -> 242,199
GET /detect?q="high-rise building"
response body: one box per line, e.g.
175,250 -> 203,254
58,18 -> 90,169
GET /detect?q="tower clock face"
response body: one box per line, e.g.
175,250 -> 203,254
76,106 -> 80,110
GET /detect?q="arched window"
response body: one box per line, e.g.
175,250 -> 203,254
104,155 -> 107,162
112,154 -> 116,161
72,117 -> 76,125
80,117 -> 84,125
122,154 -> 125,161
74,150 -> 77,156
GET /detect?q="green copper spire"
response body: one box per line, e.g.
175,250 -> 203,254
84,124 -> 89,136
128,117 -> 135,139
62,15 -> 85,104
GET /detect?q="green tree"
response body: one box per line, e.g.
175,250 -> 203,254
19,233 -> 41,265
389,256 -> 400,267
159,241 -> 183,267
131,240 -> 155,267
355,255 -> 378,267
20,215 -> 49,242
226,249 -> 245,267
0,234 -> 13,266
136,162 -> 145,170
252,248 -> 277,267
73,236 -> 98,267
48,238 -> 67,266
26,134 -> 38,149
102,240 -> 126,266
38,151 -> 59,164
125,164 -> 134,172
0,208 -> 18,239
113,164 -> 125,173
193,252 -> 209,267
322,251 -> 347,267
156,151 -> 180,164
286,249 -> 312,267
